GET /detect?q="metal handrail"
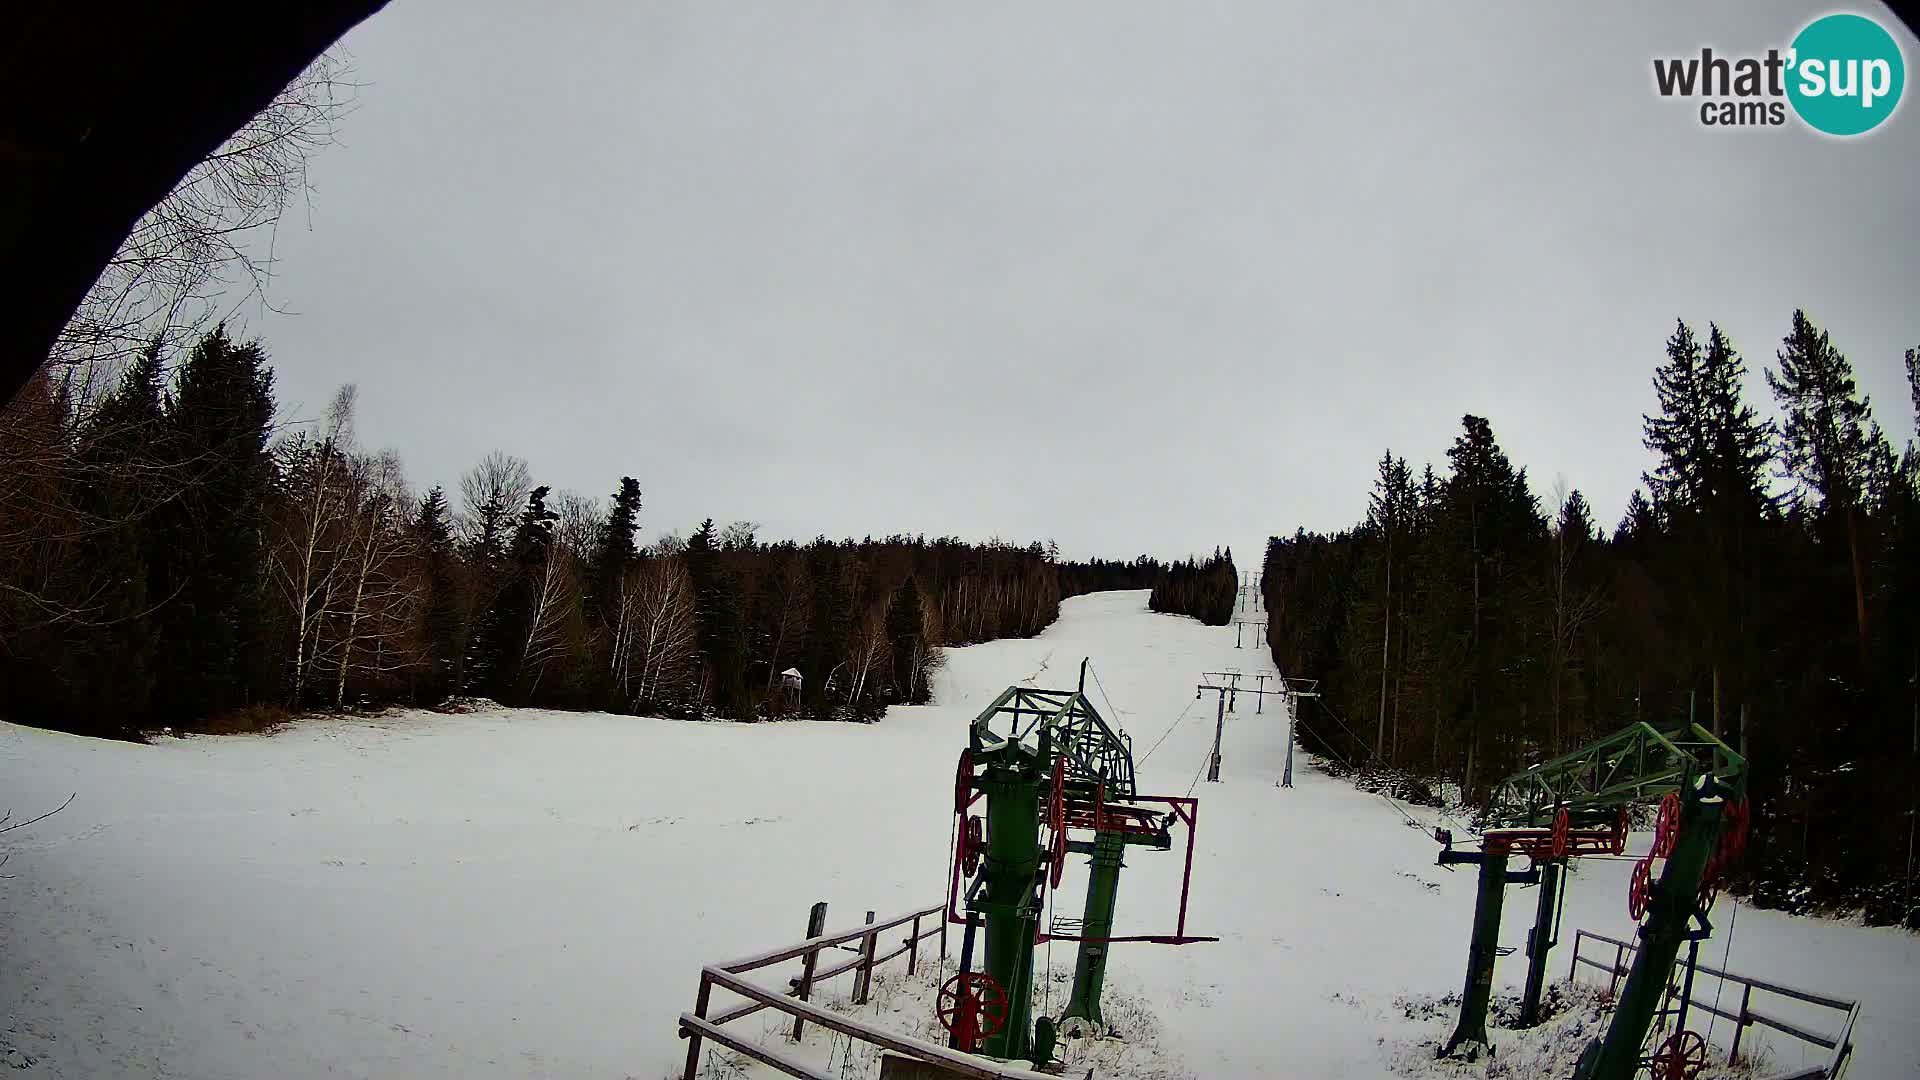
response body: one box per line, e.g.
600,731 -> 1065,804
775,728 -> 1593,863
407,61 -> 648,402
1567,928 -> 1861,1076
681,900 -> 1057,1080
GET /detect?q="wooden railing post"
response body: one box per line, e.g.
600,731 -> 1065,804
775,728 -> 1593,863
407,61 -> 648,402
1609,941 -> 1625,999
791,901 -> 829,1040
1728,983 -> 1753,1064
682,972 -> 713,1080
938,910 -> 948,961
1567,931 -> 1581,984
854,910 -> 878,1005
908,913 -> 922,975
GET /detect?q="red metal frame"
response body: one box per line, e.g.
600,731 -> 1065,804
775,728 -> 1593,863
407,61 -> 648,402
1483,825 -> 1623,861
1037,794 -> 1217,946
944,790 -> 1217,945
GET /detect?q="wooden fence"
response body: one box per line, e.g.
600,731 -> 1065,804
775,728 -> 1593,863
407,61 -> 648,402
1567,928 -> 1860,1079
677,900 -> 1055,1080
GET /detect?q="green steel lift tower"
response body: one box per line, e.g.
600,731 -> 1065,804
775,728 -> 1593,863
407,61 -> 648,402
1433,721 -> 1748,1080
941,664 -> 1212,1063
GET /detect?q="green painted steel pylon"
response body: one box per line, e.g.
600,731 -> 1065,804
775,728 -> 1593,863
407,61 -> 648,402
1060,829 -> 1126,1032
1441,845 -> 1511,1058
977,754 -> 1044,1061
1518,858 -> 1564,1028
1576,783 -> 1727,1080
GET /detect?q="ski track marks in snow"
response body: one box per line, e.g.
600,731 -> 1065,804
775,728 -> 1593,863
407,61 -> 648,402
1,591 -> 1915,1079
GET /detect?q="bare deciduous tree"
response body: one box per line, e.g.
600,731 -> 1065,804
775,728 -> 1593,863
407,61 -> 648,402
51,52 -> 359,393
628,555 -> 700,708
759,552 -> 811,696
550,490 -> 604,563
458,451 -> 533,555
846,610 -> 891,710
326,450 -> 420,707
269,385 -> 357,701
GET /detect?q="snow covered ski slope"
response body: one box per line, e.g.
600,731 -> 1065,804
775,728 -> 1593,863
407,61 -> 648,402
1,591 -> 1914,1078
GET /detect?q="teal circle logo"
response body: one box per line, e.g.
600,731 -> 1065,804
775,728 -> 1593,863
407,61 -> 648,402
1787,13 -> 1905,136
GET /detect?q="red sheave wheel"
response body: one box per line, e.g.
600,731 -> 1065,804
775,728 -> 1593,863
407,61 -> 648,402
1651,1029 -> 1707,1080
1720,796 -> 1750,863
1047,756 -> 1068,887
1612,806 -> 1630,856
1697,841 -> 1725,912
960,814 -> 986,877
937,972 -> 1009,1052
1653,793 -> 1681,859
954,748 -> 974,816
1551,806 -> 1570,859
1628,857 -> 1653,922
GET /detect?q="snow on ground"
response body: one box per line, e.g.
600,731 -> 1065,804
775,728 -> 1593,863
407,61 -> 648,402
1,591 -> 1915,1079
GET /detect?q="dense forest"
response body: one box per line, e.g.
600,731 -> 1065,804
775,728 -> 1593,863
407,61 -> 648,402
1148,549 -> 1240,626
0,328 -> 1187,738
1262,312 -> 1919,927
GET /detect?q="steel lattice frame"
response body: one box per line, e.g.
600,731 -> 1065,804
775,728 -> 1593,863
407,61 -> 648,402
1485,722 -> 1746,829
970,686 -> 1137,800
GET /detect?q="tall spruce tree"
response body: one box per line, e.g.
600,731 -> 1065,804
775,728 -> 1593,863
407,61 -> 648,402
151,325 -> 277,723
1438,414 -> 1545,793
414,486 -> 463,702
59,346 -> 169,732
686,517 -> 747,713
1643,320 -> 1773,735
1767,311 -> 1881,655
886,576 -> 927,703
589,477 -> 642,611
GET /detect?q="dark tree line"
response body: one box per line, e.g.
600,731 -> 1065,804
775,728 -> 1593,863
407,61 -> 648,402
0,328 -> 1166,735
1058,554 -> 1166,598
1263,312 -> 1920,926
1149,549 -> 1239,625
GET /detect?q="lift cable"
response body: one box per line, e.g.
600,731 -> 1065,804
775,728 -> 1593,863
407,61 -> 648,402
1136,695 -> 1200,767
1705,897 -> 1740,1047
1309,695 -> 1487,839
1186,741 -> 1214,798
1085,660 -> 1127,734
1290,710 -> 1446,837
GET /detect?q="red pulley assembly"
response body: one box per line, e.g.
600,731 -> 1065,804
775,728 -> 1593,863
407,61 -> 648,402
1047,756 -> 1067,888
1652,793 -> 1681,859
1628,857 -> 1653,921
1720,796 -> 1750,863
954,747 -> 974,816
960,815 -> 984,877
936,971 -> 1008,1052
1651,1029 -> 1707,1080
1551,806 -> 1570,859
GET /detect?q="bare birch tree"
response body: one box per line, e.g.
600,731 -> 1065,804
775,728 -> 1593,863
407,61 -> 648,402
326,450 -> 421,707
517,538 -> 578,697
628,554 -> 700,708
846,610 -> 891,712
269,385 -> 357,702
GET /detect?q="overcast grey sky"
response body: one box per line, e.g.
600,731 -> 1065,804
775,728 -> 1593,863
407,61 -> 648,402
248,2 -> 1920,564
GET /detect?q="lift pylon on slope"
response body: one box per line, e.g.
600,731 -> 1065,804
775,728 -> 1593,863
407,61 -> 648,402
943,661 -> 1216,1064
1432,721 -> 1747,1080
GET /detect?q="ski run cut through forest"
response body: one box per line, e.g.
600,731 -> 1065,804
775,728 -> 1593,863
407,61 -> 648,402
1,592 -> 1914,1080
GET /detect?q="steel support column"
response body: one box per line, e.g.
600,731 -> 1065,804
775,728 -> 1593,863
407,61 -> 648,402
1519,858 -> 1563,1027
979,760 -> 1042,1060
1578,792 -> 1725,1080
1442,844 -> 1511,1058
1060,829 -> 1127,1031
